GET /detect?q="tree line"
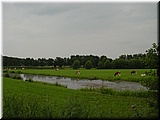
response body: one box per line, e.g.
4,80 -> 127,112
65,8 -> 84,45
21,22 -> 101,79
2,43 -> 158,69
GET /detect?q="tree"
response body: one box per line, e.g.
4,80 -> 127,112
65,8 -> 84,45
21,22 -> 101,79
72,60 -> 81,69
24,58 -> 31,66
54,57 -> 64,67
47,58 -> 54,66
119,55 -> 127,59
84,60 -> 93,69
97,61 -> 104,69
111,59 -> 127,69
100,55 -> 107,62
104,60 -> 111,69
145,43 -> 158,69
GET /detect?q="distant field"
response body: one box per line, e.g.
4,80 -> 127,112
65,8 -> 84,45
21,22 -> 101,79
7,68 -> 157,82
3,77 -> 158,118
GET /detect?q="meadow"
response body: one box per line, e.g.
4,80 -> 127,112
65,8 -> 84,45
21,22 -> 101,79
6,68 -> 156,82
3,77 -> 158,119
3,68 -> 158,118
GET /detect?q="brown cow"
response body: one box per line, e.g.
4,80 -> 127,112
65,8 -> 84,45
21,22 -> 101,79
131,70 -> 137,74
114,71 -> 121,76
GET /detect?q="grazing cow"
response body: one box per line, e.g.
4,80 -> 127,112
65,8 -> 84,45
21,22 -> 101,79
55,68 -> 59,71
114,71 -> 121,76
141,74 -> 146,77
131,70 -> 137,74
76,70 -> 80,75
22,67 -> 26,70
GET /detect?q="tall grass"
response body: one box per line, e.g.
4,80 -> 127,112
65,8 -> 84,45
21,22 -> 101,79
79,87 -> 150,98
3,77 -> 158,118
3,93 -> 103,119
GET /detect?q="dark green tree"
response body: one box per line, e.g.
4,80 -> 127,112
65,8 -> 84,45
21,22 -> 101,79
97,61 -> 104,69
145,43 -> 158,69
24,58 -> 31,66
111,59 -> 128,69
104,60 -> 111,69
84,60 -> 93,69
47,58 -> 54,66
54,57 -> 64,67
72,60 -> 81,69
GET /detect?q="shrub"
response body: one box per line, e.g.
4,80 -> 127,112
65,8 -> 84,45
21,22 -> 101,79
25,78 -> 33,82
12,75 -> 22,80
17,71 -> 22,74
140,77 -> 158,90
3,73 -> 10,77
10,71 -> 15,73
3,70 -> 8,73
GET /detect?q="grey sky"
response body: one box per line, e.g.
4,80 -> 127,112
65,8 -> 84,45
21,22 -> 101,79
2,2 -> 157,59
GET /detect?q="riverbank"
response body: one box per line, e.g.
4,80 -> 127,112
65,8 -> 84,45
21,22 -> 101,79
3,77 -> 158,118
5,72 -> 148,91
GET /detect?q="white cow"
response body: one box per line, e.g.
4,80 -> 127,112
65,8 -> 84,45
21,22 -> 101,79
141,74 -> 146,76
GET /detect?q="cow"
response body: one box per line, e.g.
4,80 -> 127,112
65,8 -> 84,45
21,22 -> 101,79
141,73 -> 146,76
131,70 -> 137,74
22,67 -> 26,70
114,71 -> 121,76
55,68 -> 59,71
75,70 -> 80,75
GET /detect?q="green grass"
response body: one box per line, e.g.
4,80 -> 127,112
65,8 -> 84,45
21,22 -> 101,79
3,77 -> 158,119
80,87 -> 151,98
6,68 -> 156,82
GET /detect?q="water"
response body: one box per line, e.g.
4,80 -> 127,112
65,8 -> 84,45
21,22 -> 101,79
10,73 -> 148,91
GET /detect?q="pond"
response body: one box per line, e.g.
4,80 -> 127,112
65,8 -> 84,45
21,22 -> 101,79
9,73 -> 148,91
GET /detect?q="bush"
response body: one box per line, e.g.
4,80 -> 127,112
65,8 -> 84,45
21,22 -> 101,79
10,71 -> 15,73
3,70 -> 8,73
25,78 -> 33,82
140,76 -> 158,91
12,75 -> 22,80
17,71 -> 22,74
3,73 -> 10,77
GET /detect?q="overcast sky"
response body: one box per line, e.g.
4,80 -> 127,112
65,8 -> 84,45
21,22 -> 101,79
2,2 -> 157,59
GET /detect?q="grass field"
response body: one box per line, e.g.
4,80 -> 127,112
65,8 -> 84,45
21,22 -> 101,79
3,76 -> 158,119
6,68 -> 157,82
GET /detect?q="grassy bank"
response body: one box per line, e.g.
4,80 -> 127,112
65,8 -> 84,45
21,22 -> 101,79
3,77 -> 158,119
4,68 -> 157,82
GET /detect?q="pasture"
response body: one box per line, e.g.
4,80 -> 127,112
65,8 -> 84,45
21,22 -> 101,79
3,77 -> 158,118
7,68 -> 156,82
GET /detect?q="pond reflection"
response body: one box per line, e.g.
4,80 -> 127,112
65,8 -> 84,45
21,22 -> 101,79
10,73 -> 148,91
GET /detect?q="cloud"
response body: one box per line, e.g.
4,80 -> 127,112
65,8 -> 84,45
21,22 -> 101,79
2,2 -> 157,59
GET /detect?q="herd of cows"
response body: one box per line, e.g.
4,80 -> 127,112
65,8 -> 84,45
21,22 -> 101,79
5,67 -> 147,77
114,70 -> 138,76
75,70 -> 147,77
113,70 -> 147,77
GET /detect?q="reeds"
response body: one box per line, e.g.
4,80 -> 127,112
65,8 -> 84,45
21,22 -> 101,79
80,87 -> 151,98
